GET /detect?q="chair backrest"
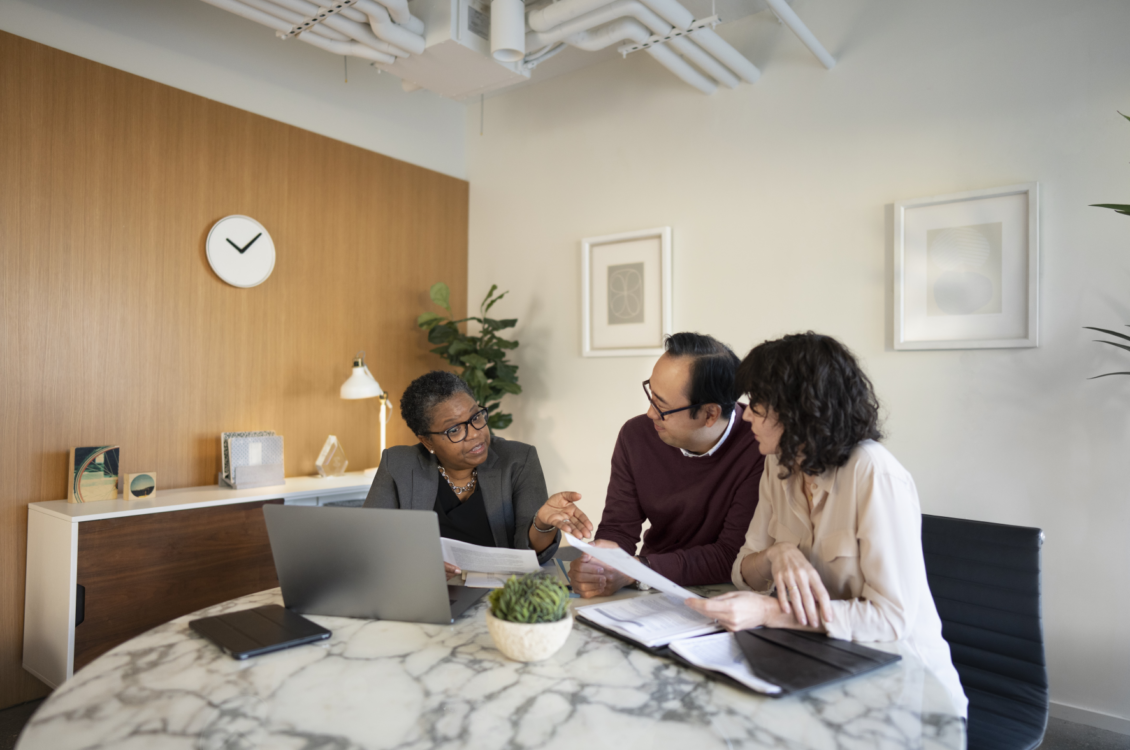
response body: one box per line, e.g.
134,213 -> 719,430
921,514 -> 1048,750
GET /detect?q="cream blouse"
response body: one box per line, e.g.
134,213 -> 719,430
731,440 -> 967,716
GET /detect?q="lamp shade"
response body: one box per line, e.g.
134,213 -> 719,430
340,353 -> 383,400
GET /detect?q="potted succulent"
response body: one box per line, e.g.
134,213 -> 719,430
485,573 -> 573,662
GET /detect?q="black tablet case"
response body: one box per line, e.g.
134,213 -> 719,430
190,604 -> 331,660
576,617 -> 899,697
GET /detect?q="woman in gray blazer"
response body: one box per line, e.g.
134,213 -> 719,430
364,371 -> 591,578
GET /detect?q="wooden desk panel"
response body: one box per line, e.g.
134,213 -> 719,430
74,500 -> 282,671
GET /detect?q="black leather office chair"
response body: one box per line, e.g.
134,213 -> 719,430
921,515 -> 1048,750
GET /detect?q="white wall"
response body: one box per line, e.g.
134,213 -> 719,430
467,0 -> 1130,726
0,0 -> 466,179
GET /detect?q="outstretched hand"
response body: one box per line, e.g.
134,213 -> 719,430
534,491 -> 593,540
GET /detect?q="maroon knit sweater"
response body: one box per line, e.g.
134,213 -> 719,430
595,404 -> 764,586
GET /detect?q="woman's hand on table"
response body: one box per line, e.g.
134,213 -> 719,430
568,539 -> 634,598
684,592 -> 782,631
534,491 -> 593,539
766,542 -> 833,627
444,562 -> 462,580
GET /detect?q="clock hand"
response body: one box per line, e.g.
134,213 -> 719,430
226,238 -> 242,252
239,233 -> 263,253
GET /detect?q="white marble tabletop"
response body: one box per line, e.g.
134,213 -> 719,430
18,588 -> 965,750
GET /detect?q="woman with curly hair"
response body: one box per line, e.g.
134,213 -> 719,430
686,332 -> 966,716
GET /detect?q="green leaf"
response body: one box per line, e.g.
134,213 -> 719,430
417,311 -> 445,329
484,289 -> 508,314
484,401 -> 501,413
1094,340 -> 1130,355
464,367 -> 488,389
494,363 -> 519,382
446,339 -> 474,358
495,338 -> 519,350
1084,326 -> 1130,344
1090,204 -> 1130,216
488,412 -> 513,430
484,318 -> 517,331
427,323 -> 458,345
1121,111 -> 1130,124
430,282 -> 451,311
1089,372 -> 1130,379
461,353 -> 490,368
496,380 -> 522,395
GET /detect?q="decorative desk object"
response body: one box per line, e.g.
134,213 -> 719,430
124,472 -> 157,500
22,473 -> 374,688
417,282 -> 522,429
314,435 -> 348,478
17,588 -> 965,750
205,215 -> 276,288
581,227 -> 673,358
893,183 -> 1039,350
220,430 -> 275,486
227,434 -> 284,489
67,446 -> 120,504
340,351 -> 393,475
485,573 -> 573,662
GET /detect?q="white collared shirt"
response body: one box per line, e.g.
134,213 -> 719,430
679,408 -> 737,458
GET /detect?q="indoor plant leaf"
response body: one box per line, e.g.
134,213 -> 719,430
1083,326 -> 1130,343
416,311 -> 445,329
430,282 -> 452,311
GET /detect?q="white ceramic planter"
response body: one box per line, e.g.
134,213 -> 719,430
485,610 -> 573,662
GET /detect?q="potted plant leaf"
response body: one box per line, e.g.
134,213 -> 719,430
1086,112 -> 1130,379
485,573 -> 573,662
417,282 -> 521,429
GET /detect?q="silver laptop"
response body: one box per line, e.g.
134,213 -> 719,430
262,505 -> 487,625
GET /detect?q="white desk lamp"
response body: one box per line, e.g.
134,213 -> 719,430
340,351 -> 393,476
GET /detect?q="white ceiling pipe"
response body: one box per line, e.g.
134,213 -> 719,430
491,0 -> 526,61
201,0 -> 294,33
238,0 -> 354,40
526,0 -> 737,88
688,28 -> 759,82
356,0 -> 424,36
296,24 -> 397,61
565,19 -> 715,93
350,0 -> 426,55
528,0 -> 617,33
265,0 -> 422,56
763,0 -> 835,69
668,36 -> 738,88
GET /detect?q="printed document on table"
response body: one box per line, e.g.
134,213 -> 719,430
441,538 -> 539,575
576,594 -> 721,648
563,533 -> 701,600
668,632 -> 782,694
463,572 -> 510,589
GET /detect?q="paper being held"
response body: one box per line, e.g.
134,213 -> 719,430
563,532 -> 701,600
441,538 -> 539,575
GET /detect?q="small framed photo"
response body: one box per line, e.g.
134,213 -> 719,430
893,183 -> 1039,350
581,227 -> 673,357
125,472 -> 157,500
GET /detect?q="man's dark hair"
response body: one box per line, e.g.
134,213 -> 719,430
401,370 -> 475,436
663,332 -> 741,418
736,332 -> 882,478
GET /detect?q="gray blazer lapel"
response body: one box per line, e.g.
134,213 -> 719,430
477,447 -> 508,548
411,448 -> 441,511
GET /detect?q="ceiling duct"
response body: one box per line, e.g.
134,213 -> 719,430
200,0 -> 832,99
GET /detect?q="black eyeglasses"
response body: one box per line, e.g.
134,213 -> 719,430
642,380 -> 700,421
423,408 -> 490,443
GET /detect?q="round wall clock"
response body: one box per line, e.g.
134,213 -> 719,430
205,215 -> 276,288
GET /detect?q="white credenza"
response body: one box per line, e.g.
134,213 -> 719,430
23,473 -> 373,688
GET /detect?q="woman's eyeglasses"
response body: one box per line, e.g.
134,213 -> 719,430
424,408 -> 490,443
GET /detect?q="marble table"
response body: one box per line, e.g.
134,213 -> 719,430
17,588 -> 965,750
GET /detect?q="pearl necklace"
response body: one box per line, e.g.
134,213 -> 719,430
438,465 -> 477,496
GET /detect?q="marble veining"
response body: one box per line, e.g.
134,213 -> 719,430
18,589 -> 964,750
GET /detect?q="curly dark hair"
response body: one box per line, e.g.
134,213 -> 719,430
736,332 -> 882,478
401,371 -> 475,436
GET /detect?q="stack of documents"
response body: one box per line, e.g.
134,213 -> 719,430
440,539 -> 539,588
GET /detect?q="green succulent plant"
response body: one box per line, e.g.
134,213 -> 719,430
1086,112 -> 1130,379
417,282 -> 521,430
488,573 -> 569,624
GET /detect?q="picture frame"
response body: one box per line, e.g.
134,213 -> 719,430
893,182 -> 1039,350
581,227 -> 673,357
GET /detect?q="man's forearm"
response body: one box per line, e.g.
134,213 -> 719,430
740,548 -> 774,590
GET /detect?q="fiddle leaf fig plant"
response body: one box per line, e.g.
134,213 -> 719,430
1086,112 -> 1130,379
417,282 -> 521,429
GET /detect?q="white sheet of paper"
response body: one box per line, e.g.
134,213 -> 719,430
563,533 -> 701,600
578,594 -> 720,647
441,538 -> 539,575
668,632 -> 782,694
463,572 -> 510,589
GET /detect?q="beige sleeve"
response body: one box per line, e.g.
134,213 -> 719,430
823,469 -> 924,643
730,469 -> 778,592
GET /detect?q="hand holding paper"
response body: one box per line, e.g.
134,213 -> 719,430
563,533 -> 701,601
441,538 -> 539,576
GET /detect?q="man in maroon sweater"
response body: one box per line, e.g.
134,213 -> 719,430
570,332 -> 765,597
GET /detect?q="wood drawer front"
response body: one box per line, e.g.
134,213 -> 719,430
74,499 -> 283,671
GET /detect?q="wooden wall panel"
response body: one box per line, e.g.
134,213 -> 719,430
0,31 -> 468,708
